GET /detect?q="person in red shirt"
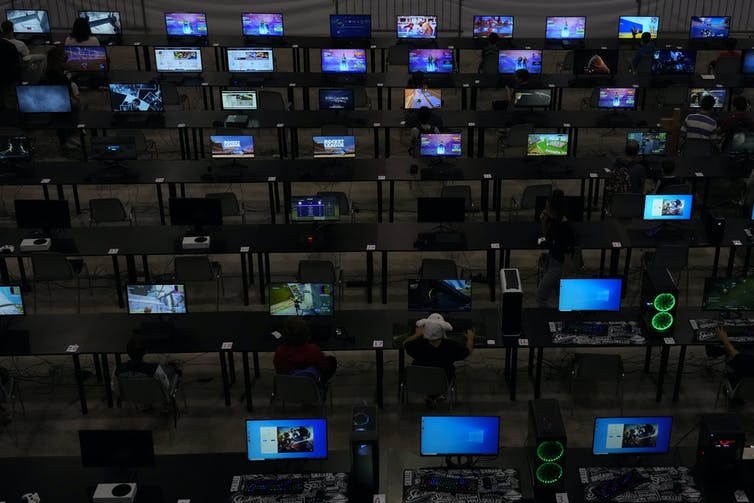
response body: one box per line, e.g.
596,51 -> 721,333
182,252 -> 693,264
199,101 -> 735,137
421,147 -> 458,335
273,316 -> 337,382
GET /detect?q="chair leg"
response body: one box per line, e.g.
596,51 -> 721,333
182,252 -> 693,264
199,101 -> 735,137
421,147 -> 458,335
76,277 -> 81,314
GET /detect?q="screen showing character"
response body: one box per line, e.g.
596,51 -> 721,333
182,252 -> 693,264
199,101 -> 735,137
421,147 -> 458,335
269,283 -> 334,316
618,16 -> 659,39
690,16 -> 730,39
321,49 -> 367,74
651,50 -> 696,75
626,132 -> 667,155
598,88 -> 637,109
642,195 -> 693,220
0,136 -> 31,160
688,88 -> 726,109
312,136 -> 356,158
397,15 -> 438,39
498,50 -> 542,74
473,16 -> 514,38
127,284 -> 186,314
593,417 -> 672,455
164,12 -> 208,37
6,10 -> 50,34
419,133 -> 462,157
242,13 -> 284,37
154,47 -> 203,72
408,49 -> 454,74
546,16 -> 586,39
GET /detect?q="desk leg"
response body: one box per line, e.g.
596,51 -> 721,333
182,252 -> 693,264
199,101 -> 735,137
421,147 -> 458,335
155,183 -> 166,225
375,349 -> 384,409
373,126 -> 380,159
743,246 -> 751,276
481,179 -> 489,222
486,250 -> 496,302
644,346 -> 652,373
16,257 -> 27,288
528,349 -> 535,377
727,246 -> 737,277
125,255 -> 137,283
672,345 -> 686,402
495,180 -> 502,221
534,348 -> 544,398
73,353 -> 88,414
461,87 -> 467,110
609,248 -> 620,277
586,178 -> 594,220
219,351 -> 231,407
111,255 -> 123,308
253,351 -> 260,378
282,182 -> 291,224
366,251 -> 373,304
0,257 -> 9,283
599,250 -> 606,276
228,351 -> 236,385
93,354 -> 102,382
713,246 -> 721,276
257,253 -> 266,304
478,127 -> 485,157
141,255 -> 150,282
101,354 -> 113,408
291,128 -> 299,159
240,252 -> 249,306
242,351 -> 252,412
389,181 -> 395,223
623,248 -> 633,282
381,252 -> 388,304
264,253 -> 271,286
505,346 -> 518,401
385,127 -> 391,158
467,126 -> 475,158
377,86 -> 383,110
656,345 -> 669,402
377,180 -> 383,223
398,348 -> 405,404
277,128 -> 287,160
267,182 -> 276,224
72,184 -> 81,215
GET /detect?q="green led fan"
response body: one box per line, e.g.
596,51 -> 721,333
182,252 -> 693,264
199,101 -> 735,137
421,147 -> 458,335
653,292 -> 676,312
535,462 -> 564,484
651,311 -> 674,331
537,440 -> 565,463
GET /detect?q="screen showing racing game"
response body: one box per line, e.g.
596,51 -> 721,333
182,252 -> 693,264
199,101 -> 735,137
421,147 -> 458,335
319,89 -> 355,110
321,48 -> 367,73
419,133 -> 462,157
643,194 -> 693,220
109,83 -> 164,112
209,135 -> 254,159
573,49 -> 618,75
397,15 -> 438,39
63,46 -> 108,72
702,277 -> 754,311
155,47 -> 203,72
690,16 -> 730,39
651,49 -> 696,75
593,417 -> 672,455
404,88 -> 442,109
221,90 -> 258,110
473,16 -> 514,38
618,16 -> 659,39
688,88 -> 726,109
626,132 -> 667,155
0,136 -> 31,160
6,10 -> 50,34
0,286 -> 24,316
313,136 -> 356,158
269,283 -> 334,316
546,16 -> 586,39
242,13 -> 284,37
16,85 -> 72,113
79,11 -> 122,35
409,49 -> 454,73
126,284 -> 186,314
408,279 -> 472,312
526,133 -> 569,156
498,50 -> 542,74
598,88 -> 637,109
227,48 -> 274,72
164,12 -> 208,37
246,419 -> 328,460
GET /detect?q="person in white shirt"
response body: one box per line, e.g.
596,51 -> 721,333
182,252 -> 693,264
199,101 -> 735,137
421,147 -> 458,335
1,20 -> 29,57
64,17 -> 99,46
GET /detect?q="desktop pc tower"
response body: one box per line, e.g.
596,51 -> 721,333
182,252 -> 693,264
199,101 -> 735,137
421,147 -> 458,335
696,413 -> 744,476
500,268 -> 523,337
705,211 -> 726,244
350,405 -> 379,499
527,399 -> 567,499
640,267 -> 678,335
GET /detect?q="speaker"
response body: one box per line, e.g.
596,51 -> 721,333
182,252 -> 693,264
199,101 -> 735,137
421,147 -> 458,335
705,211 -> 726,244
527,399 -> 567,497
697,413 -> 744,476
500,268 -> 523,337
350,406 -> 378,499
640,267 -> 678,335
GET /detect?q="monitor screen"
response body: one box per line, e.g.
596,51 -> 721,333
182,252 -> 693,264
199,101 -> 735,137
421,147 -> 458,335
79,430 -> 155,468
108,83 -> 164,112
473,16 -> 514,38
408,279 -> 472,312
313,136 -> 356,158
527,134 -> 569,157
558,278 -> 622,312
246,419 -> 328,461
573,49 -> 619,75
0,286 -> 24,316
242,13 -> 284,37
417,197 -> 465,223
290,196 -> 340,222
497,50 -> 542,74
421,416 -> 500,456
689,88 -> 726,109
14,199 -> 71,230
703,277 -> 754,310
743,51 -> 754,74
168,197 -> 223,227
690,16 -> 730,39
593,417 -> 672,455
546,16 -> 586,39
221,90 -> 258,110
598,88 -> 637,109
513,89 -> 552,108
16,85 -> 71,113
0,136 -> 31,161
643,194 -> 693,220
618,16 -> 659,39
651,50 -> 696,75
78,11 -> 122,35
126,284 -> 186,314
319,89 -> 355,110
164,12 -> 207,37
64,46 -> 108,72
419,133 -> 462,157
6,10 -> 50,34
404,88 -> 442,109
269,283 -> 334,316
154,47 -> 203,73
627,132 -> 667,155
227,48 -> 274,72
330,15 -> 371,38
90,137 -> 137,161
397,15 -> 438,39
409,49 -> 454,74
321,48 -> 367,74
209,135 -> 254,159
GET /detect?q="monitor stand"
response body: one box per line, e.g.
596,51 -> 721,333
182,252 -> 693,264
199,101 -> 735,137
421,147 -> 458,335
444,455 -> 478,469
643,221 -> 689,240
93,160 -> 135,181
134,314 -> 175,339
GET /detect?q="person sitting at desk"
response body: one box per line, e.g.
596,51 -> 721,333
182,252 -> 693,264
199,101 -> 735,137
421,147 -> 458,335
273,316 -> 337,384
681,94 -> 718,143
536,190 -> 576,308
606,140 -> 645,209
408,106 -> 442,156
478,32 -> 499,73
1,20 -> 29,57
716,327 -> 754,404
64,17 -> 100,46
112,335 -> 179,398
631,31 -> 657,73
41,46 -> 81,152
494,68 -> 530,111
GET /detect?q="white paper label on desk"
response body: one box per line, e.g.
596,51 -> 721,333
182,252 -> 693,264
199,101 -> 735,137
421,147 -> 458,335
212,42 -> 219,47
563,123 -> 571,128
40,178 -> 51,184
221,342 -> 233,350
733,240 -> 743,246
372,340 -> 384,348
604,168 -> 611,173
377,83 -> 384,87
230,476 -> 241,492
689,319 -> 699,330
474,79 -> 480,84
276,123 -> 285,128
178,499 -> 191,503
462,83 -> 470,88
177,123 -> 186,128
366,244 -> 376,251
483,173 -> 492,179
612,241 -> 622,248
490,242 -> 500,249
77,123 -> 86,128
525,46 -> 532,49
735,490 -> 750,503
292,44 -> 299,48
700,74 -> 715,80
400,120 -> 406,126
267,176 -> 276,182
694,172 -> 704,177
373,122 -> 381,127
66,344 -> 79,353
448,46 -> 455,50
631,84 -> 639,88
589,173 -> 598,178
240,246 -> 250,253
579,468 -> 588,483
289,83 -> 296,87
377,175 -> 386,181
370,45 -> 377,49
108,248 -> 119,255
134,41 -> 141,46
201,82 -> 208,86
155,177 -> 165,183
548,83 -> 556,88
556,493 -> 570,503
518,338 -> 529,346
486,339 -> 496,346
373,495 -> 386,503
663,337 -> 676,345
468,122 -> 476,127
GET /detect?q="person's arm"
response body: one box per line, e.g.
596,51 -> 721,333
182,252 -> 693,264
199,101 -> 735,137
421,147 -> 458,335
465,328 -> 475,354
153,365 -> 172,395
716,327 -> 739,359
403,326 -> 424,347
308,344 -> 331,373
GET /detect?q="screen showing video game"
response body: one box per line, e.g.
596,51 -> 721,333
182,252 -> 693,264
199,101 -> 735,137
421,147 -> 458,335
79,11 -> 122,35
155,47 -> 203,73
397,15 -> 438,39
473,16 -> 514,38
559,278 -> 622,311
313,135 -> 356,158
242,13 -> 284,37
290,196 -> 340,222
409,49 -> 454,73
127,284 -> 186,314
627,132 -> 667,155
546,16 -> 586,39
419,133 -> 462,157
0,136 -> 31,160
421,416 -> 500,456
64,46 -> 108,72
498,50 -> 542,74
319,89 -> 355,110
743,51 -> 754,74
269,283 -> 334,316
651,49 -> 696,75
109,83 -> 164,112
330,15 -> 371,38
598,88 -> 637,109
227,48 -> 274,72
702,277 -> 754,310
321,48 -> 366,73
0,286 -> 24,316
16,85 -> 71,113
209,135 -> 254,159
404,88 -> 442,109
246,419 -> 328,461
6,10 -> 50,34
221,90 -> 258,110
643,194 -> 693,220
689,88 -> 726,109
408,279 -> 472,312
690,16 -> 730,39
593,417 -> 672,455
513,89 -> 552,108
618,16 -> 659,39
527,134 -> 569,156
164,12 -> 207,37
573,49 -> 618,75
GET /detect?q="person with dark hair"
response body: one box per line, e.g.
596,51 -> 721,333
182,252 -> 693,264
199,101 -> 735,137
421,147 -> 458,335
478,32 -> 500,73
610,139 -> 646,195
273,316 -> 337,383
41,46 -> 81,151
407,70 -> 425,88
494,68 -> 530,111
2,20 -> 28,57
720,95 -> 754,148
681,94 -> 718,141
408,105 -> 442,156
112,335 -> 179,396
0,21 -> 22,111
631,31 -> 657,72
536,189 -> 576,308
652,158 -> 680,194
64,17 -> 99,46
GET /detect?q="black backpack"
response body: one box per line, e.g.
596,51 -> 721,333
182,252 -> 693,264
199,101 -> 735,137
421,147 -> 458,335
0,39 -> 21,86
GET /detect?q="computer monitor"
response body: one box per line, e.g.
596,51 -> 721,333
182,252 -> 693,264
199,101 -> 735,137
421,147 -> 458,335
79,430 -> 155,468
592,417 -> 672,455
330,15 -> 371,38
90,137 -> 137,161
545,16 -> 586,39
743,51 -> 754,74
618,16 -> 659,39
404,88 -> 442,109
497,50 -> 542,74
690,16 -> 730,39
526,134 -> 569,157
689,88 -> 726,109
627,132 -> 667,155
63,46 -> 108,72
473,16 -> 514,38
221,90 -> 258,110
242,13 -> 284,37
269,283 -> 334,316
408,279 -> 472,312
0,286 -> 24,316
419,133 -> 462,157
643,194 -> 693,220
78,11 -> 122,35
14,199 -> 71,230
573,49 -> 618,75
408,49 -> 454,73
164,12 -> 208,38
416,197 -> 465,223
126,284 -> 186,315
598,88 -> 637,109
321,48 -> 367,73
397,15 -> 438,39
16,85 -> 71,114
108,83 -> 164,112
227,48 -> 275,72
154,47 -> 203,73
313,136 -> 356,158
420,416 -> 500,456
209,135 -> 254,159
0,136 -> 31,161
290,196 -> 340,222
651,49 -> 696,75
703,277 -> 754,310
246,419 -> 328,461
319,89 -> 355,110
512,89 -> 552,109
5,10 -> 50,34
168,197 -> 223,227
558,278 -> 622,312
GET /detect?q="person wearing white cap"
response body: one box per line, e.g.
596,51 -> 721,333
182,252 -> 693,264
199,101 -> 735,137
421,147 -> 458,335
403,313 -> 475,382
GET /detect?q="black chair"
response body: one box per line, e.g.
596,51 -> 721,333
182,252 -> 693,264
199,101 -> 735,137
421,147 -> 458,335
31,253 -> 91,313
89,198 -> 134,226
174,256 -> 224,311
419,259 -> 458,280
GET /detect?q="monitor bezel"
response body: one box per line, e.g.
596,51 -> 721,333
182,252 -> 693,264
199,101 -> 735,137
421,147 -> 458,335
545,16 -> 587,40
153,46 -> 204,73
125,283 -> 188,315
420,415 -> 501,457
245,418 -> 329,461
5,9 -> 51,34
396,15 -> 438,39
329,14 -> 372,39
163,12 -> 208,38
268,282 -> 336,316
241,12 -> 284,37
472,15 -> 514,39
689,15 -> 731,40
592,416 -> 673,456
558,278 -> 623,312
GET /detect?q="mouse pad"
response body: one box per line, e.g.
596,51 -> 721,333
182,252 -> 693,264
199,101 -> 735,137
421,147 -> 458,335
229,472 -> 348,502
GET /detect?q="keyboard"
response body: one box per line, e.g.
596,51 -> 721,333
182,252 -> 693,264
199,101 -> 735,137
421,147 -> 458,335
420,474 -> 479,494
230,472 -> 348,500
242,478 -> 304,495
404,467 -> 521,500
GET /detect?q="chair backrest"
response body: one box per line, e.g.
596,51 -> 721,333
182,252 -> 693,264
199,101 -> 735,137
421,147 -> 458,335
316,191 -> 350,215
205,192 -> 240,217
506,123 -> 535,147
441,185 -> 472,212
404,365 -> 450,395
174,255 -> 214,282
419,259 -> 458,279
659,183 -> 692,195
118,375 -> 167,404
560,50 -> 574,72
258,90 -> 286,111
350,87 -> 370,109
298,260 -> 336,283
32,254 -> 74,281
610,192 -> 644,219
520,184 -> 553,210
89,198 -> 128,224
273,374 -> 324,404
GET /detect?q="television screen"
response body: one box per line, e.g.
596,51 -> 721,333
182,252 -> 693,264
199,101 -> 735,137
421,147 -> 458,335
419,133 -> 462,157
397,15 -> 438,39
643,194 -> 693,220
689,88 -> 726,109
0,136 -> 31,160
164,12 -> 208,37
210,135 -> 254,159
90,137 -> 137,161
546,16 -> 586,39
242,13 -> 284,37
6,10 -> 50,34
227,48 -> 274,72
703,277 -> 754,310
743,51 -> 754,74
573,49 -> 618,75
473,16 -> 514,38
319,89 -> 355,110
168,197 -> 223,227
269,283 -> 334,316
498,50 -> 542,74
513,89 -> 552,108
409,49 -> 454,74
64,46 -> 108,73
16,85 -> 71,113
79,430 -> 154,468
558,278 -> 622,312
290,196 -> 340,222
593,417 -> 673,455
598,88 -> 637,109
527,134 -> 569,156
330,15 -> 371,38
78,11 -> 122,35
627,132 -> 667,155
313,136 -> 356,158
408,279 -> 472,312
690,16 -> 730,39
126,284 -> 186,314
417,197 -> 466,223
154,47 -> 203,73
14,199 -> 70,229
421,416 -> 500,456
321,48 -> 367,73
651,50 -> 696,75
109,83 -> 164,112
221,90 -> 258,110
0,286 -> 24,316
618,16 -> 659,39
404,88 -> 442,109
246,419 -> 328,460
